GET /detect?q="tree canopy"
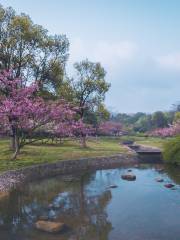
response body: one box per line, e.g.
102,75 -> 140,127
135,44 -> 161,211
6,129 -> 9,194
0,5 -> 69,97
72,59 -> 110,118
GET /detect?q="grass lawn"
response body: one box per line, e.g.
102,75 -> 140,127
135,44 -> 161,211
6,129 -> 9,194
134,137 -> 169,149
119,135 -> 169,150
0,137 -> 128,173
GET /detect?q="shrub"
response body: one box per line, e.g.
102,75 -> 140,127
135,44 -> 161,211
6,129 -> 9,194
163,136 -> 180,164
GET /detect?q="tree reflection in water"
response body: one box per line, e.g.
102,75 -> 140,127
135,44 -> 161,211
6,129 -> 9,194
0,171 -> 113,240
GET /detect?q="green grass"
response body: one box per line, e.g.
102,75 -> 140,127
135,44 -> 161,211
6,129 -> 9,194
119,135 -> 169,149
0,137 -> 128,173
134,137 -> 169,149
0,135 -> 174,173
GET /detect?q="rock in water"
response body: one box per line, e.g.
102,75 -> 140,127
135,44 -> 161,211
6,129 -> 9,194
121,174 -> 136,181
35,220 -> 65,233
155,178 -> 164,182
164,183 -> 175,189
109,184 -> 118,188
156,168 -> 164,173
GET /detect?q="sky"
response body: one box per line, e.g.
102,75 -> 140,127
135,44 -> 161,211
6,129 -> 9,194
0,0 -> 180,113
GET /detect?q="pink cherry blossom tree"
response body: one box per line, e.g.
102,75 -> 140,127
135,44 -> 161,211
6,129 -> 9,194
98,121 -> 123,136
0,70 -> 75,159
71,119 -> 94,147
148,123 -> 180,137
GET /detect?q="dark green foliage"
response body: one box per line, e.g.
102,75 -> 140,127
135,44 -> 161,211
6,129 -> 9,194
163,136 -> 180,165
152,111 -> 167,128
111,112 -> 146,125
84,104 -> 110,128
133,115 -> 152,132
111,110 -> 175,133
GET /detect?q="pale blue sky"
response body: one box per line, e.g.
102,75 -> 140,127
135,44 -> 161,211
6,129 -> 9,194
1,0 -> 180,113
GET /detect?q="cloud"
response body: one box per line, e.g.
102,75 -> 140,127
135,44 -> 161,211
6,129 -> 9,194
67,39 -> 180,113
156,53 -> 180,71
68,38 -> 137,74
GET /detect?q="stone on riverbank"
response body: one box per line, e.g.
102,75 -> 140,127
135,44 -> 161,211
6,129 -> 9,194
164,183 -> 175,189
35,220 -> 65,233
156,168 -> 164,173
109,184 -> 118,188
155,178 -> 164,182
121,174 -> 136,181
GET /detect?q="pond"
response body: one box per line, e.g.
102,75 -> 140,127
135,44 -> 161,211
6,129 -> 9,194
0,164 -> 180,240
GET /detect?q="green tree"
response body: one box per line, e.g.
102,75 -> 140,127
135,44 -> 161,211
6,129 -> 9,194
133,114 -> 152,132
174,112 -> 180,123
152,111 -> 167,128
84,103 -> 110,129
73,59 -> 110,118
164,111 -> 174,125
0,5 -> 69,97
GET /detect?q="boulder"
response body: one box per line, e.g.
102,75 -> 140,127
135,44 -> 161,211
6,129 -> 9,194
122,140 -> 134,145
129,145 -> 140,150
35,220 -> 65,233
155,178 -> 164,183
109,184 -> 118,188
121,174 -> 136,181
164,183 -> 175,189
156,168 -> 164,173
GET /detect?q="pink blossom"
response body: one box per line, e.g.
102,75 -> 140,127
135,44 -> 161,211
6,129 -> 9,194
148,123 -> 180,137
98,121 -> 123,136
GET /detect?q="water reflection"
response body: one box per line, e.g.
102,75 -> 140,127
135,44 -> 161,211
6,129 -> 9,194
0,165 -> 179,240
0,172 -> 113,240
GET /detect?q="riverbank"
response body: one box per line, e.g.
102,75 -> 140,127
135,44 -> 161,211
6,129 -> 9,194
0,153 -> 138,194
0,136 -> 166,195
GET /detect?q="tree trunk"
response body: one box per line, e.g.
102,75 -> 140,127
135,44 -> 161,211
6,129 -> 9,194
11,131 -> 20,160
9,124 -> 16,151
10,136 -> 15,151
81,135 -> 87,148
12,146 -> 20,160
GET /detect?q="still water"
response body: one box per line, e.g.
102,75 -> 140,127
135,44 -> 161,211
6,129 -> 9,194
0,165 -> 180,240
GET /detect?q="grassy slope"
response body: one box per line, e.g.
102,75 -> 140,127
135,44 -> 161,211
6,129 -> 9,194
119,135 -> 169,150
134,137 -> 169,149
0,137 -> 128,172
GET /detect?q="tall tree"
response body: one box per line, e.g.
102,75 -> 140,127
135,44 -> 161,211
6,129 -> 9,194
73,59 -> 110,119
0,5 -> 69,97
152,111 -> 167,129
67,59 -> 110,146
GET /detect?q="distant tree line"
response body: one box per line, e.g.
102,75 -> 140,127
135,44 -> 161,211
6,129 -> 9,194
111,103 -> 180,133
